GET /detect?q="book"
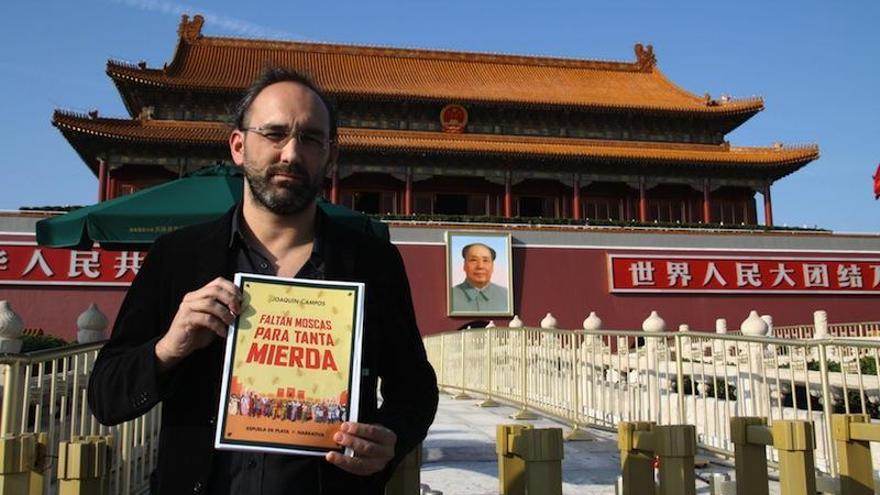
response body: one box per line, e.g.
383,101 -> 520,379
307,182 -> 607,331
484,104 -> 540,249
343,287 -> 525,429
214,273 -> 365,456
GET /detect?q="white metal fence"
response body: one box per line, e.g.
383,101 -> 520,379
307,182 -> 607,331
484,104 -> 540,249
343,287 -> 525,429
0,342 -> 159,494
425,324 -> 880,477
773,321 -> 880,340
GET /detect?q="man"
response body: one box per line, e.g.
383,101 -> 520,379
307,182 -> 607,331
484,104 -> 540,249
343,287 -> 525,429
87,67 -> 438,494
451,242 -> 509,312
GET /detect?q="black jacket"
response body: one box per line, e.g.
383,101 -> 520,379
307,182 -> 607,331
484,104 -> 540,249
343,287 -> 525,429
87,207 -> 438,494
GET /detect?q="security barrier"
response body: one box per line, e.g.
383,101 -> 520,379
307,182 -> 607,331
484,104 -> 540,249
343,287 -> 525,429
496,424 -> 563,495
617,422 -> 696,495
0,433 -> 36,494
385,444 -> 422,495
0,310 -> 876,494
424,314 -> 880,476
833,414 -> 880,495
616,418 -> 822,495
0,342 -> 160,494
730,417 -> 816,495
57,436 -> 112,495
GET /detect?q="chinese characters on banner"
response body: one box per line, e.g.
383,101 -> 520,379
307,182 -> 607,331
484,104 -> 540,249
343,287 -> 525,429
608,255 -> 880,294
0,243 -> 144,286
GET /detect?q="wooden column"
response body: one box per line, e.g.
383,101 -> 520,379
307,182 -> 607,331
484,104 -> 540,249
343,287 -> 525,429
702,179 -> 711,223
97,159 -> 108,202
504,169 -> 512,218
404,167 -> 413,215
763,182 -> 773,226
330,167 -> 339,204
638,177 -> 647,222
572,174 -> 581,220
107,174 -> 116,200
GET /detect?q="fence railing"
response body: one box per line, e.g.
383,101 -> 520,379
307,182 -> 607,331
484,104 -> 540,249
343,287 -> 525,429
0,341 -> 428,495
0,341 -> 159,494
424,325 -> 880,477
773,321 -> 880,340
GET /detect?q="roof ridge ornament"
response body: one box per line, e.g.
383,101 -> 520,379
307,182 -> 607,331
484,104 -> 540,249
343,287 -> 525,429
634,43 -> 656,71
178,14 -> 204,43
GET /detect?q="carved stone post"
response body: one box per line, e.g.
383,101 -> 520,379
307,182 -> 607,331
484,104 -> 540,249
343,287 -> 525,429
76,304 -> 108,344
0,301 -> 23,353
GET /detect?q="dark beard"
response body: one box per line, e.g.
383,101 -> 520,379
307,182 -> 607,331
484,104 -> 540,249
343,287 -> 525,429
243,162 -> 322,215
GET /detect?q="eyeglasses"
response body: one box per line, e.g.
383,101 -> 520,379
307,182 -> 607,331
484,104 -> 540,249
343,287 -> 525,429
242,125 -> 334,152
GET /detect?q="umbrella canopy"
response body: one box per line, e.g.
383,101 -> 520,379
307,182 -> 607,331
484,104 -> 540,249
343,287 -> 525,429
36,165 -> 387,250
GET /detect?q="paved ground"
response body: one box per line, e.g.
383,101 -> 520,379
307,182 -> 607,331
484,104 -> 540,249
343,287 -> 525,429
419,394 -> 781,494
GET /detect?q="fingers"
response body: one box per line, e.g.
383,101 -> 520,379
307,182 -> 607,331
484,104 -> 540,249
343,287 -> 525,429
184,310 -> 229,338
325,422 -> 396,476
325,449 -> 388,476
186,298 -> 235,328
158,278 -> 241,363
340,422 -> 397,445
182,278 -> 241,326
333,430 -> 383,457
184,277 -> 241,315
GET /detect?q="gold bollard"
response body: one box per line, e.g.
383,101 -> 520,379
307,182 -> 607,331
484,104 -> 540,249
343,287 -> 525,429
654,425 -> 696,495
0,433 -> 35,494
510,427 -> 564,495
497,424 -> 531,495
730,417 -> 769,495
86,436 -> 111,495
384,443 -> 422,495
28,432 -> 48,495
617,421 -> 655,495
58,439 -> 105,495
833,414 -> 875,495
772,420 -> 816,495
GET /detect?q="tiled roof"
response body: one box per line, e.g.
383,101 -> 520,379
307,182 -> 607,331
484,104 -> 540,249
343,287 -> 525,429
53,111 -> 224,144
105,15 -> 762,115
53,111 -> 818,168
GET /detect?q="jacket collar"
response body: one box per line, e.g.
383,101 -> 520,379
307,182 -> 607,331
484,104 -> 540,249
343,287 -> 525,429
201,203 -> 356,281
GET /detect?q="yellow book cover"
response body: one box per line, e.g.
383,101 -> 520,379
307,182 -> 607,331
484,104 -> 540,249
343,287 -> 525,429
214,273 -> 364,456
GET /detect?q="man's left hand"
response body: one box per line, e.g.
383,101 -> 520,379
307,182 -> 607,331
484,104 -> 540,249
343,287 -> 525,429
325,422 -> 396,476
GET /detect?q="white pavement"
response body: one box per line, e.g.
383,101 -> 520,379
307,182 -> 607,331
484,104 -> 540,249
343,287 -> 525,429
419,394 -> 780,495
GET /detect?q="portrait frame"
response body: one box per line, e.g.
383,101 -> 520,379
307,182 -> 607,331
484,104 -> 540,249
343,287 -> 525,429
445,231 -> 514,317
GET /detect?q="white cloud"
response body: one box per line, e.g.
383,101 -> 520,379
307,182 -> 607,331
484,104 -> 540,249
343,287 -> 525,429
112,0 -> 299,40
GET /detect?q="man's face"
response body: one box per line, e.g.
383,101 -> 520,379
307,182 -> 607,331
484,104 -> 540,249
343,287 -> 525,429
229,81 -> 335,215
462,244 -> 495,289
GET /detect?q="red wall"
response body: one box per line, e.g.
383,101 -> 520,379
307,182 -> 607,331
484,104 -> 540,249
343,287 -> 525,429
399,244 -> 880,334
1,244 -> 877,341
0,286 -> 126,342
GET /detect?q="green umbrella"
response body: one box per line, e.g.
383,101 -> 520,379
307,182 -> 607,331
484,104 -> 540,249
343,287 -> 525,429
36,165 -> 387,250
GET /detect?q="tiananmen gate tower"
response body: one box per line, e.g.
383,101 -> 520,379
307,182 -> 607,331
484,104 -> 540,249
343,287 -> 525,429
1,14 -> 877,340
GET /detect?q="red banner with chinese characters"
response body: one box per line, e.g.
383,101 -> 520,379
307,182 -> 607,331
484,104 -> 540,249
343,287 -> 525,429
0,243 -> 143,286
608,255 -> 880,294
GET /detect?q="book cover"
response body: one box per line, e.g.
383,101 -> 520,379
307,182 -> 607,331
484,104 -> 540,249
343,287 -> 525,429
214,273 -> 365,456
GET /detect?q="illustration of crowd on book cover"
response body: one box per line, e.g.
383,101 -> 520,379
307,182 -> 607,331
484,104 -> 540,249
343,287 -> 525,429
216,275 -> 364,456
226,385 -> 349,425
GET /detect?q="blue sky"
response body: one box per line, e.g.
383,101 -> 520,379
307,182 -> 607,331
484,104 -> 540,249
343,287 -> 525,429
2,0 -> 878,232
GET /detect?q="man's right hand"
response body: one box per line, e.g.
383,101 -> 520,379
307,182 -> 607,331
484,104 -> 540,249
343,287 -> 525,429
154,277 -> 241,371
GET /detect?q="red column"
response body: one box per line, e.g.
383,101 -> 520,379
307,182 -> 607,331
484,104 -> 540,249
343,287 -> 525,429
97,159 -> 108,202
638,177 -> 647,222
107,175 -> 116,200
572,174 -> 581,220
404,167 -> 413,215
702,179 -> 711,223
330,167 -> 339,204
764,183 -> 773,226
504,169 -> 512,218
